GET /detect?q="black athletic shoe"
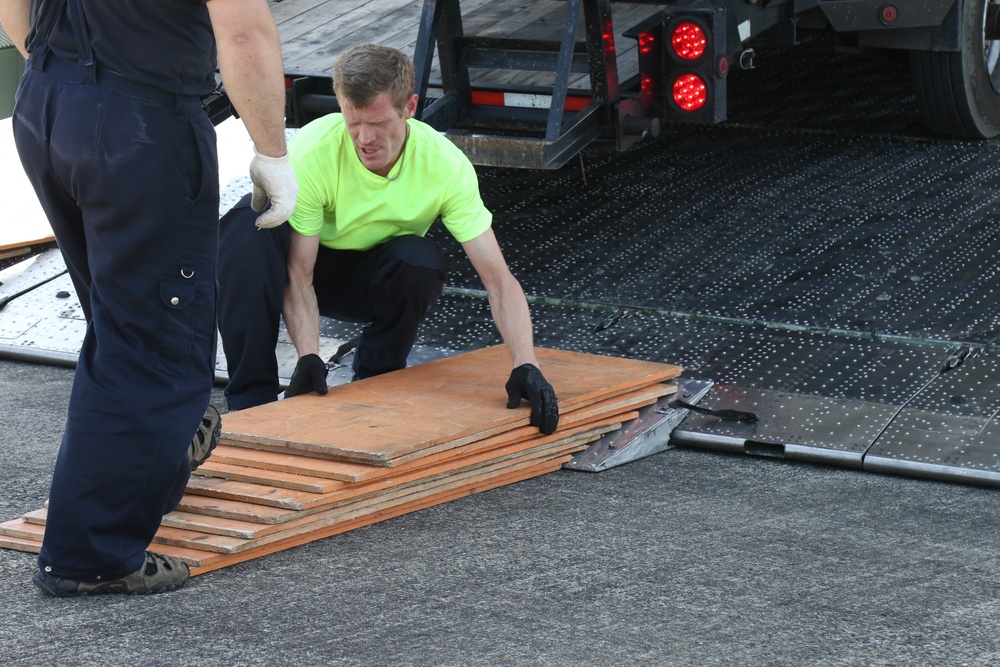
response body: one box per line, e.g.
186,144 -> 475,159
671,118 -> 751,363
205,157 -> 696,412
189,404 -> 221,471
33,551 -> 191,597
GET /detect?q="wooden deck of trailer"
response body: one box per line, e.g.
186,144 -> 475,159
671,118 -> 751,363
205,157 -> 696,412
270,0 -> 655,89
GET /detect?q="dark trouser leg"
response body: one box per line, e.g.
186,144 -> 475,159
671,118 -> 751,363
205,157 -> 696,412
13,69 -> 219,581
313,236 -> 447,379
217,193 -> 291,410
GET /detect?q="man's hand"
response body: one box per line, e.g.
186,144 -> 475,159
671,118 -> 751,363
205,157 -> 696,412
249,149 -> 298,229
505,364 -> 559,435
284,354 -> 329,398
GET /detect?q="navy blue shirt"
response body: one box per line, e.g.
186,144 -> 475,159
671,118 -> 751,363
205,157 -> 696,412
29,0 -> 217,97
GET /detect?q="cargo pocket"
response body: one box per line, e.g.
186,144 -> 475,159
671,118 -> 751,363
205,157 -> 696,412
156,276 -> 197,377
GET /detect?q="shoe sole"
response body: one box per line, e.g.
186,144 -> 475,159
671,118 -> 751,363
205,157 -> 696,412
33,573 -> 189,597
190,404 -> 222,471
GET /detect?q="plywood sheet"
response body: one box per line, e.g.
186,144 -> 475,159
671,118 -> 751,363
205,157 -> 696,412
185,426 -> 608,513
201,403 -> 648,490
220,346 -> 681,465
0,119 -> 56,253
0,346 -> 685,575
0,458 -> 567,571
186,459 -> 567,573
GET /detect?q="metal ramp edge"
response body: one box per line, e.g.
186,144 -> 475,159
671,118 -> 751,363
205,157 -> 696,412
671,348 -> 1000,488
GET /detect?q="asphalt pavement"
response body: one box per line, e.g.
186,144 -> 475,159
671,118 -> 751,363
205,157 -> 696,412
2,357 -> 999,666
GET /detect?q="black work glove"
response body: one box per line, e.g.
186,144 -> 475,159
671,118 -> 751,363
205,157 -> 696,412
285,353 -> 329,398
505,363 -> 559,435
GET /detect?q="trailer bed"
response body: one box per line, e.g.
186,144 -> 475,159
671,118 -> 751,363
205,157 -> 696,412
271,0 -> 652,88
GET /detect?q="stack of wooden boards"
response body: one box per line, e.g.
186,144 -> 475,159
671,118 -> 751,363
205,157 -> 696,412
0,347 -> 682,575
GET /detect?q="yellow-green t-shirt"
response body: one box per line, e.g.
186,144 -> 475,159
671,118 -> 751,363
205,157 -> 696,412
287,114 -> 492,250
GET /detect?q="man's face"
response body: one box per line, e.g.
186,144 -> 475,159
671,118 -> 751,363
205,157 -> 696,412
341,91 -> 418,177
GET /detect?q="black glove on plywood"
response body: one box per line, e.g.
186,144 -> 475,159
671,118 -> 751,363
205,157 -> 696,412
505,363 -> 559,435
285,353 -> 329,398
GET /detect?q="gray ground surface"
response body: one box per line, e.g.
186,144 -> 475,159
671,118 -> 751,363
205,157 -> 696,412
2,359 -> 999,666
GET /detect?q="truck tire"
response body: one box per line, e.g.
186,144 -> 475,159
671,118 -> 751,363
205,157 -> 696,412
910,0 -> 1000,138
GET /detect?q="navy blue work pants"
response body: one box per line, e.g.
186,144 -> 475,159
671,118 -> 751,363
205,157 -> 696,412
12,57 -> 220,581
218,194 -> 447,411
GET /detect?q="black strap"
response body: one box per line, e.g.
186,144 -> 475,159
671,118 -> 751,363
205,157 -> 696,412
26,0 -> 68,56
326,338 -> 358,367
65,0 -> 96,83
676,400 -> 758,422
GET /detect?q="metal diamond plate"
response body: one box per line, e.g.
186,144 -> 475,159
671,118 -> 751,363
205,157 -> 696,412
865,351 -> 1000,486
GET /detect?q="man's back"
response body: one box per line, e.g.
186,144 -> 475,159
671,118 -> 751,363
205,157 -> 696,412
38,0 -> 216,96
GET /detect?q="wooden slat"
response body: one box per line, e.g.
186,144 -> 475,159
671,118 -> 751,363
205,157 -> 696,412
176,418 -> 627,525
4,458 -> 570,570
0,534 -> 41,554
208,445 -> 377,483
174,494 -> 301,524
185,425 -> 609,512
0,518 -> 43,541
157,439 -> 589,555
192,461 -> 345,494
187,458 -> 567,573
220,346 -> 680,465
211,398 -> 648,491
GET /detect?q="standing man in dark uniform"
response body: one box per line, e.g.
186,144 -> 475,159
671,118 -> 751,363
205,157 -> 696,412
0,0 -> 297,596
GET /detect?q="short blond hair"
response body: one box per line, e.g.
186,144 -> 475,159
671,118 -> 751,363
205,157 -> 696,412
332,44 -> 415,111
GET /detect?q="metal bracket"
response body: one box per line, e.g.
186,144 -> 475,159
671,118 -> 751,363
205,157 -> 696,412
563,378 -> 713,472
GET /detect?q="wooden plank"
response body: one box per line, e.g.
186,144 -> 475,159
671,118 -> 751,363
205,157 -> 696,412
176,494 -> 304,525
0,534 -> 41,554
176,418 -> 627,524
157,439 -> 588,554
220,346 -> 681,465
185,426 -> 607,512
0,343 -> 686,573
220,394 -> 652,476
212,402 -> 642,490
187,458 -> 567,573
384,383 -> 672,465
184,475 -> 323,510
193,460 -> 346,494
20,508 -> 46,526
0,458 -> 573,569
0,119 -> 55,252
162,511 -> 297,540
0,518 -> 43,541
208,445 -> 377,483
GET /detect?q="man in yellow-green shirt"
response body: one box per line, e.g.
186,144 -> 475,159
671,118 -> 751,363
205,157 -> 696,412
217,43 -> 559,435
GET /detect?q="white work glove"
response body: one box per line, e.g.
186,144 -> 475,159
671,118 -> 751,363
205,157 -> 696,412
249,148 -> 298,229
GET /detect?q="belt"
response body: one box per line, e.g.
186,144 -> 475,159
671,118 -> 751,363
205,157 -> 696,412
35,52 -> 203,109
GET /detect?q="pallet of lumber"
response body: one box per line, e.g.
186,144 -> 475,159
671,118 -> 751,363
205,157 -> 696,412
0,347 -> 682,575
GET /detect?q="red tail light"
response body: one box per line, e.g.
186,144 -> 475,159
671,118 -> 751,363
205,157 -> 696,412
639,31 -> 655,55
672,73 -> 707,111
671,22 -> 706,60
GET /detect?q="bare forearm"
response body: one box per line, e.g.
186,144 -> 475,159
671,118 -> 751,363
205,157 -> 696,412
0,0 -> 31,59
210,0 -> 287,157
488,278 -> 540,369
283,278 -> 321,358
